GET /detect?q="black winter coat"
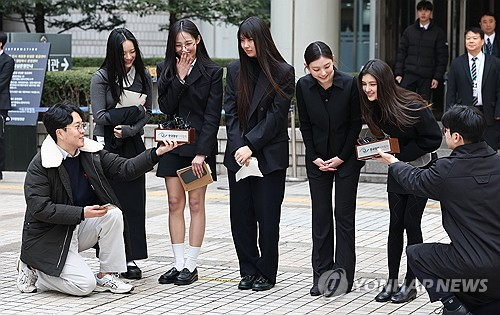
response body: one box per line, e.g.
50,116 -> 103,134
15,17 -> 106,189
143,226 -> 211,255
394,19 -> 448,81
390,142 -> 500,305
21,136 -> 158,277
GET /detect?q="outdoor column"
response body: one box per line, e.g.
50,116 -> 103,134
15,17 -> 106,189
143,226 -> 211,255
271,0 -> 340,71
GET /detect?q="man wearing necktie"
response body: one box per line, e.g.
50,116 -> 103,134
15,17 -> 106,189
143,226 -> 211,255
480,12 -> 500,59
446,27 -> 500,150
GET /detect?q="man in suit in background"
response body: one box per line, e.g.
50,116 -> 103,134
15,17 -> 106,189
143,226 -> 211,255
480,12 -> 500,59
394,0 -> 448,101
446,26 -> 500,150
0,31 -> 15,180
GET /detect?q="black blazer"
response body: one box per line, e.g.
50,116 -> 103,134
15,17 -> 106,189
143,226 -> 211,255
0,52 -> 15,110
377,102 -> 442,194
223,60 -> 295,174
157,61 -> 223,158
446,53 -> 500,125
296,71 -> 364,178
483,36 -> 500,59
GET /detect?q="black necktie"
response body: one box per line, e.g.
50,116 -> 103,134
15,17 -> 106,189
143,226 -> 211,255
486,38 -> 493,55
471,57 -> 478,106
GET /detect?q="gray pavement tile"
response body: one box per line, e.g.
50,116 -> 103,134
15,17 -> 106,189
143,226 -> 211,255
0,170 -> 448,314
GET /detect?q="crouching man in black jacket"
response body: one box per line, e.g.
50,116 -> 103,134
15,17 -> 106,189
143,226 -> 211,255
376,105 -> 500,314
17,103 -> 179,296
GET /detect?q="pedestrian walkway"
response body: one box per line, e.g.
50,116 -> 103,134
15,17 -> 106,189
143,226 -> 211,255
0,170 -> 448,314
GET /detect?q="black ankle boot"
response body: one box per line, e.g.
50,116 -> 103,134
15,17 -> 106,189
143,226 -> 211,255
375,279 -> 398,302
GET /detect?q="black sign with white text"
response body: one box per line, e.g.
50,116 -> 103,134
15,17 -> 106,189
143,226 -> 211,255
4,42 -> 51,126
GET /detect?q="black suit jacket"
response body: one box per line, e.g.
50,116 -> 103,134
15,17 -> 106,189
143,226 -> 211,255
157,61 -> 223,158
483,36 -> 500,59
223,60 -> 295,174
296,72 -> 364,178
0,52 -> 15,111
446,53 -> 500,125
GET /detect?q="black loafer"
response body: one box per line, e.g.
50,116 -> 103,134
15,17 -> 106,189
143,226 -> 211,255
158,267 -> 180,284
121,264 -> 142,280
391,284 -> 417,303
310,284 -> 321,296
375,279 -> 398,302
252,276 -> 274,291
174,268 -> 198,285
238,275 -> 258,290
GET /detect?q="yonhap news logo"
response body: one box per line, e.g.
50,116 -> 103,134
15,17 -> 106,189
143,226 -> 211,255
318,268 -> 349,297
317,269 -> 488,298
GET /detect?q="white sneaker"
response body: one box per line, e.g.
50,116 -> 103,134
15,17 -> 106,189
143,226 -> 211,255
16,259 -> 37,293
95,273 -> 134,294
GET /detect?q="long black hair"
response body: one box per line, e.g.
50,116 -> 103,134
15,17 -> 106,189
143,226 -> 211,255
158,19 -> 216,92
358,59 -> 427,137
100,28 -> 148,104
237,16 -> 288,131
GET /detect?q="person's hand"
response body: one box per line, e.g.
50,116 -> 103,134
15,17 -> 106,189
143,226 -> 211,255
313,158 -> 327,169
113,125 -> 123,139
373,149 -> 399,165
320,156 -> 344,172
395,76 -> 402,84
431,79 -> 439,89
140,98 -> 147,108
191,154 -> 206,178
234,146 -> 253,166
156,140 -> 181,156
84,205 -> 108,218
176,51 -> 194,81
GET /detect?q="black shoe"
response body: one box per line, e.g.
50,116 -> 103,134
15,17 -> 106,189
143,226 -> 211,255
252,276 -> 274,291
310,284 -> 321,296
174,268 -> 198,285
375,279 -> 399,302
158,267 -> 180,284
121,264 -> 142,280
391,284 -> 417,303
443,305 -> 472,315
0,171 -> 3,180
238,275 -> 258,290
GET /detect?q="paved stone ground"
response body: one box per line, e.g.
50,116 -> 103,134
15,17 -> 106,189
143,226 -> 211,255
0,170 -> 449,314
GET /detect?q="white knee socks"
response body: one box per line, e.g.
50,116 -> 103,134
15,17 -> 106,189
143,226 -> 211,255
184,246 -> 201,272
172,243 -> 185,271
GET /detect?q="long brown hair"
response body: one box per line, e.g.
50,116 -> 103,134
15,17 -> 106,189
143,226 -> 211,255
236,16 -> 287,132
358,59 -> 428,137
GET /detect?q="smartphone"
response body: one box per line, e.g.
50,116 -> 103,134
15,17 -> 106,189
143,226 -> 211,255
180,168 -> 207,184
100,203 -> 115,210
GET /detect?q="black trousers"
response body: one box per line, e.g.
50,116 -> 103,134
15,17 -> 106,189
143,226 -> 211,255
309,171 -> 360,290
483,123 -> 500,151
387,192 -> 426,282
401,76 -> 432,102
407,248 -> 500,314
228,169 -> 286,284
0,110 -> 8,173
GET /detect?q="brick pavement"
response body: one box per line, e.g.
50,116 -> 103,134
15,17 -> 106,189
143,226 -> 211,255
0,170 -> 449,314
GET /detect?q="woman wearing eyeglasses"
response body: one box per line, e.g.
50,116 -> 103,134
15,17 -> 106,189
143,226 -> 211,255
296,41 -> 364,296
358,59 -> 442,303
156,19 -> 223,285
90,28 -> 152,280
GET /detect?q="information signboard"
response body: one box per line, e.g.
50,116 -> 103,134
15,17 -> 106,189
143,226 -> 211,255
4,42 -> 51,126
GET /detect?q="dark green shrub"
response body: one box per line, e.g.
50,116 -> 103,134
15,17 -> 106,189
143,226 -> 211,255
42,67 -> 96,107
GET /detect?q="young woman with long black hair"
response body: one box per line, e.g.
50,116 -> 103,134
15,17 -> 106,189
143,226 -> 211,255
156,19 -> 223,286
91,28 -> 152,280
224,16 -> 295,291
